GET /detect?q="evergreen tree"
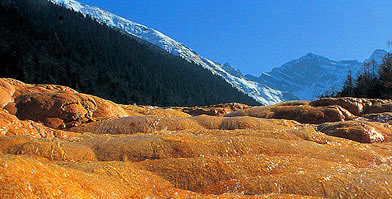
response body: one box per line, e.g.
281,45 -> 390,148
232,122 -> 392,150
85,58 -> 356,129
332,53 -> 391,99
340,70 -> 354,97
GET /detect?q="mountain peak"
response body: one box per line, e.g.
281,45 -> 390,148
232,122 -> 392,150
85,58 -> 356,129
221,63 -> 243,78
306,52 -> 318,56
303,52 -> 326,59
372,49 -> 387,54
296,52 -> 330,63
368,49 -> 387,64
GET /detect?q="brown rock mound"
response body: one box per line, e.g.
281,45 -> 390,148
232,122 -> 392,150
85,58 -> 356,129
90,96 -> 130,119
80,134 -> 202,161
4,138 -> 97,161
0,78 -> 195,127
0,78 -> 134,126
361,112 -> 392,123
193,115 -> 300,131
122,104 -> 191,117
78,127 -> 379,167
0,136 -> 33,153
310,97 -> 392,115
11,80 -> 77,98
179,103 -> 250,116
69,115 -> 302,135
15,91 -> 97,128
364,103 -> 392,114
310,98 -> 366,115
0,108 -> 79,139
317,121 -> 391,143
275,100 -> 310,106
69,116 -> 203,135
91,96 -> 192,119
225,105 -> 353,124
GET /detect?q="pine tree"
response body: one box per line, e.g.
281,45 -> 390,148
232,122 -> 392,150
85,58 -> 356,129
340,70 -> 354,97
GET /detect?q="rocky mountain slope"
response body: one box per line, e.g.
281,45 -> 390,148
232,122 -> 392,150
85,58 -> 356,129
0,0 -> 259,106
1,78 -> 392,198
49,0 -> 296,105
246,49 -> 388,100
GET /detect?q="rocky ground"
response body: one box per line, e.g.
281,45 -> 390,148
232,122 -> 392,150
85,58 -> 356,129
1,78 -> 392,198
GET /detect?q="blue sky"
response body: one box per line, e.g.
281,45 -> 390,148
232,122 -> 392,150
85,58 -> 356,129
77,0 -> 392,76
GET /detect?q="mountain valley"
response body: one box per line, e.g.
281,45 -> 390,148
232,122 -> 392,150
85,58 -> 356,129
1,1 -> 392,198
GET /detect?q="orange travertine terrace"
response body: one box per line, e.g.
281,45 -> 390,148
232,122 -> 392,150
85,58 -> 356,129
1,78 -> 392,198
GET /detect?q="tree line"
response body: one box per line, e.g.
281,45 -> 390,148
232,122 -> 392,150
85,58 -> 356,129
320,53 -> 392,99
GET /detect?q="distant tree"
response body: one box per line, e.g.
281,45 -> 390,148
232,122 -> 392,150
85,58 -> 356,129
339,70 -> 354,97
369,59 -> 377,80
353,72 -> 369,97
330,52 -> 391,99
319,87 -> 337,99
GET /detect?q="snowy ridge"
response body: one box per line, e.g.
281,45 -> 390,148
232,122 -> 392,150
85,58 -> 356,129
368,49 -> 388,64
49,0 -> 295,105
248,50 -> 388,100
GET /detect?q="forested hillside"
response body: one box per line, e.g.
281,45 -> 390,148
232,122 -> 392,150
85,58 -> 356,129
0,0 -> 259,106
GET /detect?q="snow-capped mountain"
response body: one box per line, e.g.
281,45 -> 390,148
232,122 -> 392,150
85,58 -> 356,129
367,49 -> 388,65
221,63 -> 243,78
49,0 -> 296,105
246,49 -> 388,100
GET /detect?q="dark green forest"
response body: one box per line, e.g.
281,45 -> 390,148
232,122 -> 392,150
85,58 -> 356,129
0,0 -> 259,106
